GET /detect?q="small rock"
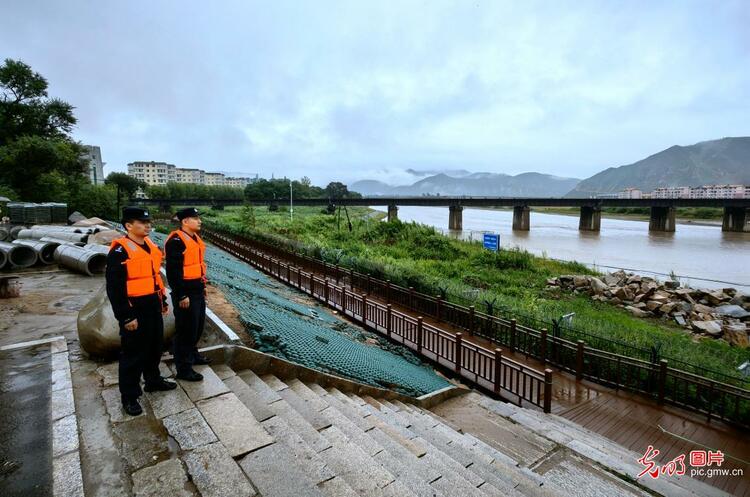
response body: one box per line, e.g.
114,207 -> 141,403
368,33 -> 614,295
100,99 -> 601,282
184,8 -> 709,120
659,302 -> 678,314
573,275 -> 589,288
625,305 -> 652,318
603,274 -> 621,286
693,303 -> 715,315
691,320 -> 723,336
546,278 -> 558,286
674,314 -> 687,327
646,301 -> 662,312
664,280 -> 680,289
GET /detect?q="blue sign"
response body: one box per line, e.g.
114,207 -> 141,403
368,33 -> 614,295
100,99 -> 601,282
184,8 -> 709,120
483,233 -> 500,251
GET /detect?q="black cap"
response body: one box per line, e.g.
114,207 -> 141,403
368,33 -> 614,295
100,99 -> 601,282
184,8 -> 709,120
176,207 -> 200,221
121,206 -> 151,222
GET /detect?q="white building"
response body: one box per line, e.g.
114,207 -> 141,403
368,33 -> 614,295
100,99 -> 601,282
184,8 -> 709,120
225,176 -> 252,188
650,186 -> 691,199
204,172 -> 226,186
617,188 -> 642,199
82,145 -> 105,185
175,168 -> 205,184
128,161 -> 176,185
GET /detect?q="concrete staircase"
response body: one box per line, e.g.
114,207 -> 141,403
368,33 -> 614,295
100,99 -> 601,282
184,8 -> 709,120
100,357 -> 582,497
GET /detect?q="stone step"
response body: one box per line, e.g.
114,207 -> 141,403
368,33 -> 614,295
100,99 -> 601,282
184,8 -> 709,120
288,378 -> 330,412
319,425 -> 416,497
178,364 -> 231,402
395,406 -> 558,497
223,374 -> 275,422
317,389 -> 471,497
237,369 -> 283,404
358,396 -> 496,493
238,442 -> 327,497
260,373 -> 291,392
321,387 -> 377,432
277,381 -> 333,432
263,389 -> 333,454
195,392 -> 275,458
183,441 -> 258,497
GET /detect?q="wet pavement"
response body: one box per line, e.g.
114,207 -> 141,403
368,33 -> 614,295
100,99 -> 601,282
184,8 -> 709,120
0,343 -> 52,497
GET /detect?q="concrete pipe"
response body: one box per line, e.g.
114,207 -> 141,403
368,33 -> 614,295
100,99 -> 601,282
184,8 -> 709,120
9,225 -> 26,240
0,241 -> 38,268
0,247 -> 7,269
31,225 -> 94,234
53,245 -> 107,276
82,244 -> 111,255
18,229 -> 89,243
13,239 -> 60,264
0,226 -> 8,242
39,236 -> 86,247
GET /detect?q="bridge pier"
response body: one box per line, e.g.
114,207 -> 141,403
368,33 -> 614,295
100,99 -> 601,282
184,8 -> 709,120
649,206 -> 676,232
448,205 -> 463,230
722,207 -> 748,232
512,206 -> 530,231
387,204 -> 399,222
578,206 -> 601,232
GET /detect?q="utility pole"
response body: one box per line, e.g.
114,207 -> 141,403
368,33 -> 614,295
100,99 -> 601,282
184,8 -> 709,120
290,180 -> 294,222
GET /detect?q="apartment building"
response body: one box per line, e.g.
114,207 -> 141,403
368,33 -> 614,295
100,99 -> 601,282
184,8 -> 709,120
128,161 -> 176,185
619,184 -> 748,199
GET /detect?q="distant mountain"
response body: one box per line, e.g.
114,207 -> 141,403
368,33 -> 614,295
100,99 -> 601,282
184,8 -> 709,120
566,137 -> 750,198
351,172 -> 580,197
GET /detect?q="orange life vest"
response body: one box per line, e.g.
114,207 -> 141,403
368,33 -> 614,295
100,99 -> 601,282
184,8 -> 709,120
166,229 -> 207,281
110,236 -> 166,298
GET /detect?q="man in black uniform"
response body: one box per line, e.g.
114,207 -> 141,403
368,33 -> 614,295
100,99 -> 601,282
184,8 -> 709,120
165,207 -> 210,381
106,207 -> 176,416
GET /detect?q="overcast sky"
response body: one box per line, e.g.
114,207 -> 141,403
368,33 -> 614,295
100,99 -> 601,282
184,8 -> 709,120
2,1 -> 748,185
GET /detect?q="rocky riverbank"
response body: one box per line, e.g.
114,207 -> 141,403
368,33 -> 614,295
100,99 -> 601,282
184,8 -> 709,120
546,270 -> 750,348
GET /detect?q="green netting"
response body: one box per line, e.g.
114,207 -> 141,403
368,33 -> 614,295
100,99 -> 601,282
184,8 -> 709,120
151,232 -> 450,396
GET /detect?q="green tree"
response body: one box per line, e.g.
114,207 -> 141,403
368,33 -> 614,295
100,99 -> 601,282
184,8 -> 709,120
105,172 -> 147,214
0,58 -> 88,201
325,181 -> 350,200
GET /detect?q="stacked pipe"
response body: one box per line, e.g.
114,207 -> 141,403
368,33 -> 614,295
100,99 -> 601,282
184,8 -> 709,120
82,243 -> 111,255
9,226 -> 26,240
17,229 -> 89,243
13,239 -> 60,264
39,236 -> 86,247
0,241 -> 38,269
53,245 -> 107,276
0,225 -> 9,242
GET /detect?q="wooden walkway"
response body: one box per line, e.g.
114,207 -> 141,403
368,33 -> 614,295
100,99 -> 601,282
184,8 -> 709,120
207,234 -> 750,496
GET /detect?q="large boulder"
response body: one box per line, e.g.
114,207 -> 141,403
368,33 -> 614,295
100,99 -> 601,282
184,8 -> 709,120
590,277 -> 608,295
77,283 -> 176,358
723,324 -> 749,348
714,305 -> 750,320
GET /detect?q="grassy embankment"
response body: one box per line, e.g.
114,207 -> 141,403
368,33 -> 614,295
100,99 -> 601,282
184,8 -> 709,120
186,205 -> 747,385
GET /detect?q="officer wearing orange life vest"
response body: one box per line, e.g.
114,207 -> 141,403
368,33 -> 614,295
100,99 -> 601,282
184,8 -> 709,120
105,207 -> 176,417
165,207 -> 209,381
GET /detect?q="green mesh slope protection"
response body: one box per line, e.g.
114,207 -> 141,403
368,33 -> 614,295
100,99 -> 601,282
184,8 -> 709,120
151,232 -> 450,397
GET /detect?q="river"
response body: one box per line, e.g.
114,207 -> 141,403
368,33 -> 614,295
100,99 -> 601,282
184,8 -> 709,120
371,206 -> 750,292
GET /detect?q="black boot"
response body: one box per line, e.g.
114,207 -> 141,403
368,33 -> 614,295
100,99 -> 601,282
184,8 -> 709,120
193,355 -> 211,365
122,398 -> 143,416
176,369 -> 204,382
144,378 -> 177,392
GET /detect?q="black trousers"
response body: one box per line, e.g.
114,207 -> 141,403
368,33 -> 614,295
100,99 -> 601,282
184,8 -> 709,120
118,301 -> 164,402
172,291 -> 206,374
